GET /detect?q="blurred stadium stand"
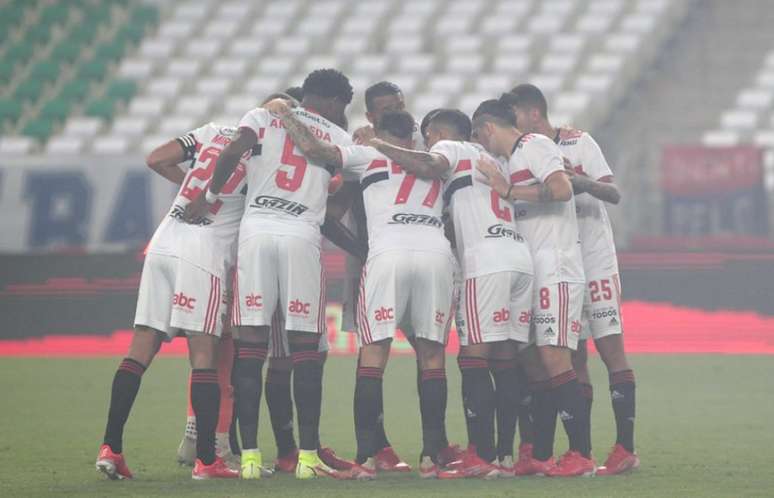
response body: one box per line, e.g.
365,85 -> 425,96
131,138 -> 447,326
1,0 -> 687,156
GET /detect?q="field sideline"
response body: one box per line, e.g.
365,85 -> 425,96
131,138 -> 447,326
1,355 -> 772,497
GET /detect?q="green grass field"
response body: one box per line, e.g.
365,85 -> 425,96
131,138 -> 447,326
1,355 -> 773,497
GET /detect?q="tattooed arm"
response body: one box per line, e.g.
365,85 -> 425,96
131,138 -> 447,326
264,98 -> 342,167
367,138 -> 449,179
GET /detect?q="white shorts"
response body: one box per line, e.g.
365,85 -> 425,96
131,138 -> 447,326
358,250 -> 455,346
267,308 -> 330,358
455,271 -> 533,346
232,234 -> 325,335
580,273 -> 623,340
135,253 -> 227,340
530,282 -> 584,350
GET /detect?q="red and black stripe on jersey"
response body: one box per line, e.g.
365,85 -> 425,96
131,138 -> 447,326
442,156 -> 474,205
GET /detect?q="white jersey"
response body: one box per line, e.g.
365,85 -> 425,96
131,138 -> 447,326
146,123 -> 248,277
430,140 -> 533,279
554,129 -> 618,278
238,107 -> 352,246
507,133 -> 585,285
337,144 -> 451,258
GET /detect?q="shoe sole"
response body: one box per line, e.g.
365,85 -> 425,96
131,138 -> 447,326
377,464 -> 412,472
96,460 -> 127,480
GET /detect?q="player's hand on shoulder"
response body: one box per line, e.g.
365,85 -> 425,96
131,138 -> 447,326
562,157 -> 576,175
352,125 -> 376,145
182,192 -> 210,224
477,156 -> 509,197
263,98 -> 293,116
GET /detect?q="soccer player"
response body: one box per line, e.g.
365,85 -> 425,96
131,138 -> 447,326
265,101 -> 455,480
184,69 -> 354,480
95,123 -> 253,480
473,99 -> 595,476
340,82 -> 461,472
504,84 -> 638,475
356,109 -> 535,479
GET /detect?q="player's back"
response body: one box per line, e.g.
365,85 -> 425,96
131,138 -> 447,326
431,139 -> 532,278
148,123 -> 248,275
339,145 -> 450,258
238,107 -> 351,245
555,128 -> 618,276
508,133 -> 584,284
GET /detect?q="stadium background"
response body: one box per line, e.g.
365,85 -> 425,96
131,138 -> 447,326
2,1 -> 774,497
1,0 -> 773,354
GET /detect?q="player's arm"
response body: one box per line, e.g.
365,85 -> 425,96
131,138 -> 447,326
321,216 -> 367,262
182,127 -> 257,222
264,98 -> 342,167
568,173 -> 621,204
145,140 -> 187,184
478,156 -> 572,203
369,139 -> 449,179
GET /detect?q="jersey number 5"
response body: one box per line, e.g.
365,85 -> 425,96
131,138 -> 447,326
277,135 -> 308,192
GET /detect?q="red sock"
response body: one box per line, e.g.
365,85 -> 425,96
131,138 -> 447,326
216,333 -> 235,433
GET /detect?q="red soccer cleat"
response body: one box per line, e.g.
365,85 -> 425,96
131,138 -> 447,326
513,443 -> 534,476
596,444 -> 639,476
418,456 -> 440,479
330,459 -> 376,481
518,455 -> 557,476
96,444 -> 133,480
437,450 -> 501,480
192,457 -> 240,479
274,449 -> 299,473
318,446 -> 354,471
438,443 -> 466,469
375,446 -> 411,472
547,450 -> 596,477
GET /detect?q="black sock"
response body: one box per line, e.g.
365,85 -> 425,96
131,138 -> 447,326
490,359 -> 519,460
419,368 -> 447,462
580,382 -> 593,454
458,356 -> 496,463
516,366 -> 534,447
290,341 -> 323,450
609,369 -> 636,452
354,366 -> 382,463
265,368 -> 296,457
103,358 -> 146,453
531,379 -> 557,461
372,364 -> 392,452
551,370 -> 590,457
228,408 -> 240,455
229,351 -> 241,455
233,340 -> 267,450
191,369 -> 220,465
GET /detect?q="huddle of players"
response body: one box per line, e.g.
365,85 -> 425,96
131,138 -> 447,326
94,68 -> 638,481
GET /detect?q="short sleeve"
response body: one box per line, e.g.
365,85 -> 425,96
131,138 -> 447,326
429,140 -> 459,172
579,133 -> 613,180
337,145 -> 376,181
523,135 -> 565,183
175,123 -> 212,161
237,108 -> 270,139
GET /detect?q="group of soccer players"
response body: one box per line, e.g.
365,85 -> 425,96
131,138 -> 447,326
95,68 -> 638,482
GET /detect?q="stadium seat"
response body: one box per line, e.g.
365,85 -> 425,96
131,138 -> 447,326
0,136 -> 34,154
147,78 -> 184,98
158,115 -> 199,136
139,39 -> 176,60
480,16 -> 518,35
529,74 -> 565,97
45,136 -> 85,155
84,98 -> 118,121
22,119 -> 55,141
203,20 -> 242,39
174,95 -> 213,120
118,58 -> 156,80
303,56 -> 341,73
398,54 -> 437,75
475,75 -> 511,94
30,61 -> 61,85
753,130 -> 774,147
701,130 -> 739,146
385,36 -> 423,54
244,76 -> 284,96
528,15 -> 565,34
228,39 -> 265,58
195,78 -> 233,97
755,71 -> 774,89
258,57 -> 296,77
128,96 -> 167,118
61,117 -> 103,138
92,136 -> 130,155
111,116 -> 151,138
0,99 -> 23,126
159,20 -> 196,39
541,53 -> 579,75
39,99 -> 73,124
736,89 -> 774,110
78,59 -> 110,83
493,54 -> 531,76
141,134 -> 171,154
498,34 -> 532,53
183,39 -> 223,58
224,95 -> 258,116
720,110 -> 758,130
164,58 -> 202,79
427,75 -> 466,94
106,80 -> 138,103
576,13 -> 615,33
353,57 -> 391,77
446,55 -> 484,75
13,80 -> 45,104
212,59 -> 248,79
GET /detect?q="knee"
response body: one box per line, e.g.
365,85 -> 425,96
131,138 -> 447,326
596,335 -> 630,373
